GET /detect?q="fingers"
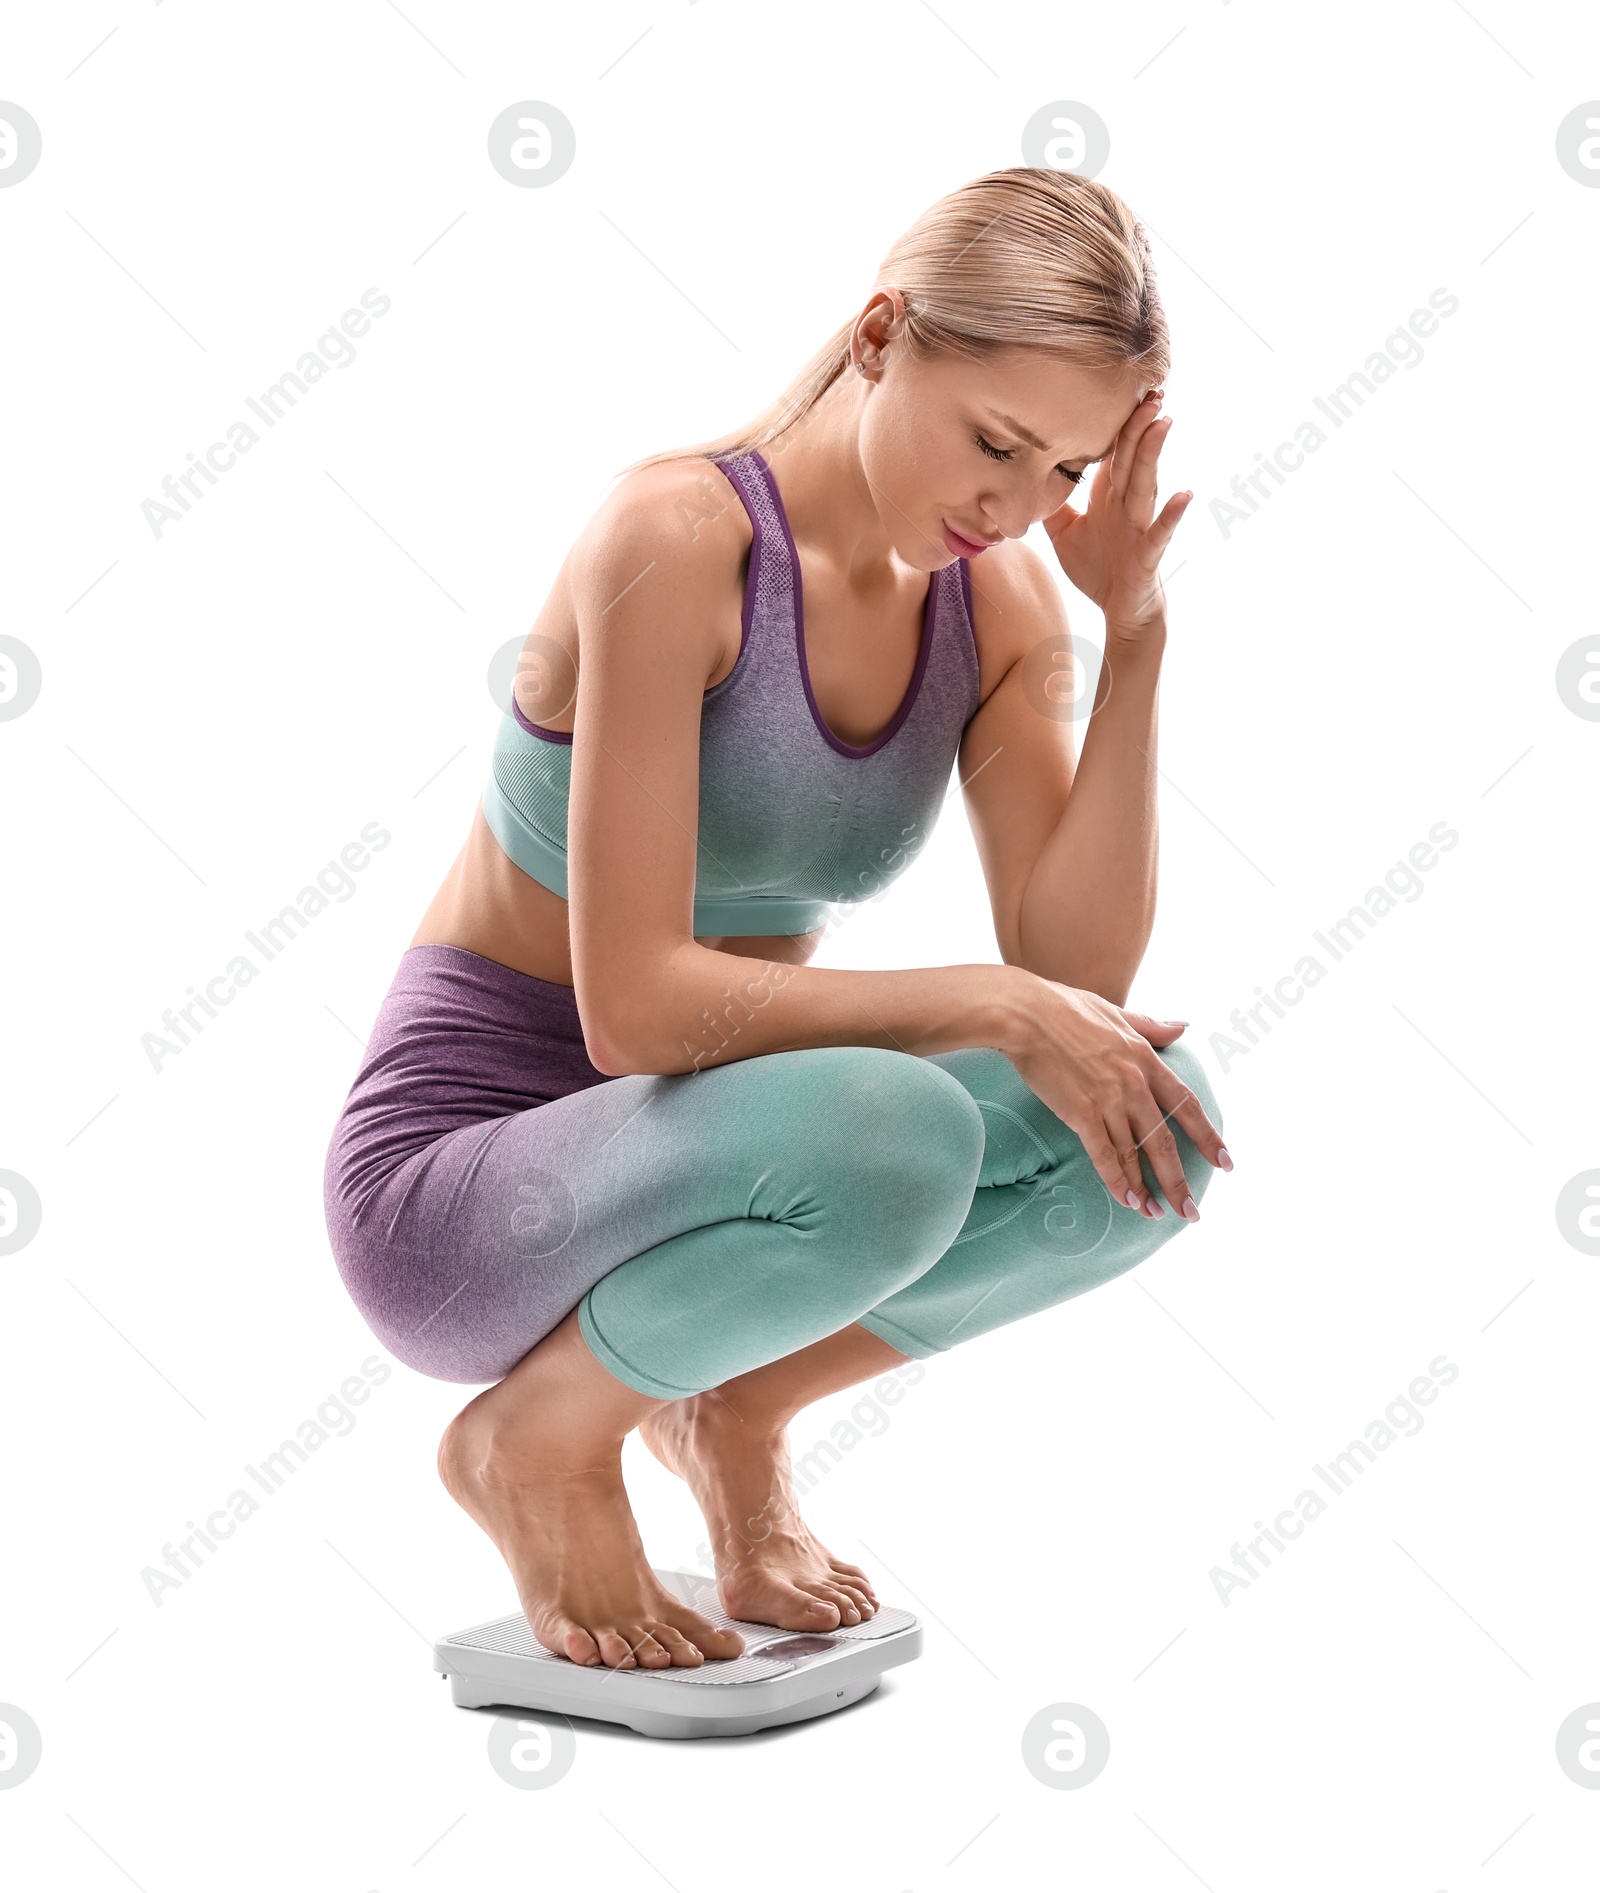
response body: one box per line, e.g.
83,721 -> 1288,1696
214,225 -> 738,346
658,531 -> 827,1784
1098,1013 -> 1230,1217
1122,415 -> 1175,530
1125,1088 -> 1200,1223
1076,1107 -> 1151,1209
1140,488 -> 1193,568
1145,1059 -> 1229,1175
1123,1008 -> 1190,1048
1104,1100 -> 1164,1219
1109,392 -> 1167,502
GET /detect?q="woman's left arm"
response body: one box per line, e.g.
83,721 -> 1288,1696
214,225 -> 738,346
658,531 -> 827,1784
960,391 -> 1191,1007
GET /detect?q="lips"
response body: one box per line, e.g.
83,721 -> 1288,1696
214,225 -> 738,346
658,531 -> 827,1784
942,521 -> 997,558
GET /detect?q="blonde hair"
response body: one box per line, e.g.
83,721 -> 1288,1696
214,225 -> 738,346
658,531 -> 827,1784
619,166 -> 1168,478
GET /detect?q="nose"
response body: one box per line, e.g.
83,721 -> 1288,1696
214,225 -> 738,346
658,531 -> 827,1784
977,484 -> 1052,541
981,499 -> 1034,541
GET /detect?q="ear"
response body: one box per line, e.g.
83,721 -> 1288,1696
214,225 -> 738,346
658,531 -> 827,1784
868,286 -> 907,348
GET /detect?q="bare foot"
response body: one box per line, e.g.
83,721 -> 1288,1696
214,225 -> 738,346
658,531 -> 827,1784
639,1394 -> 879,1633
437,1315 -> 745,1670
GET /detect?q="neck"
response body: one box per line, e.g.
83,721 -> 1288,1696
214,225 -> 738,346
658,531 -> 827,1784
758,376 -> 930,593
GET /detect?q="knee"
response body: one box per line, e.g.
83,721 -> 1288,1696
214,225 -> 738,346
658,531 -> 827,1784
787,1046 -> 985,1232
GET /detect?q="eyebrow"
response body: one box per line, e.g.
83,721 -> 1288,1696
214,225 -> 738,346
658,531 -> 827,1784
984,408 -> 1114,465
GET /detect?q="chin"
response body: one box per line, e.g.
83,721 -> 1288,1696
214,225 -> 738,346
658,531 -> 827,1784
912,528 -> 961,570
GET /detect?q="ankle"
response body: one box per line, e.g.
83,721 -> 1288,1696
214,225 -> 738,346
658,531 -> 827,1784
453,1406 -> 626,1482
686,1390 -> 790,1447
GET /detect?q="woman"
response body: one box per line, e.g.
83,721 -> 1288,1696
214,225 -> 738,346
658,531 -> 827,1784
323,167 -> 1230,1675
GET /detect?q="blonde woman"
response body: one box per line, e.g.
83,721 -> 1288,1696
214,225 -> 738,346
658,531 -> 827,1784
324,168 -> 1230,1672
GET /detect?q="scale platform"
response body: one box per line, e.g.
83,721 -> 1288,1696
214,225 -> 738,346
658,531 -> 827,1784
433,1565 -> 921,1739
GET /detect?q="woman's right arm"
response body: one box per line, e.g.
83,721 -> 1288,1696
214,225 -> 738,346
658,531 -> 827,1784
565,478 -> 1223,1219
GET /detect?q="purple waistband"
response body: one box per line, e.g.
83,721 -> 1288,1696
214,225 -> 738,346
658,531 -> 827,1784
325,943 -> 611,1218
380,941 -> 600,1074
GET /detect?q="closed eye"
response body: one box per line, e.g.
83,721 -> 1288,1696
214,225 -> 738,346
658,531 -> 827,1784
975,434 -> 1085,484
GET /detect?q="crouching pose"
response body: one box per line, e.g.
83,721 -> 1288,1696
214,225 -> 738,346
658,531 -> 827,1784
323,167 -> 1229,1672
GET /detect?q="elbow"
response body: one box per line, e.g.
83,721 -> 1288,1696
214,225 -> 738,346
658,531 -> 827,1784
583,1024 -> 652,1077
582,1009 -> 688,1078
584,1039 -> 636,1079
576,943 -> 704,1077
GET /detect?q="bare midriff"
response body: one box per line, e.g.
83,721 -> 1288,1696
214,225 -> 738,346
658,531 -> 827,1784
409,801 -> 827,986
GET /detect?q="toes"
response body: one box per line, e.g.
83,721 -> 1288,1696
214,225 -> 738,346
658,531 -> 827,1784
832,1578 -> 877,1618
556,1620 -> 603,1667
794,1590 -> 843,1627
625,1626 -> 673,1668
594,1628 -> 641,1669
689,1619 -> 746,1661
667,1603 -> 744,1659
815,1584 -> 863,1625
650,1623 -> 705,1667
827,1560 -> 878,1615
561,1613 -> 732,1670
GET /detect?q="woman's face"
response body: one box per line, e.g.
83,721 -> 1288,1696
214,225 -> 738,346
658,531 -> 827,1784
858,337 -> 1150,568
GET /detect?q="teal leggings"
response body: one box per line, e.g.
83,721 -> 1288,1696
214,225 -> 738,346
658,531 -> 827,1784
570,1040 -> 1221,1398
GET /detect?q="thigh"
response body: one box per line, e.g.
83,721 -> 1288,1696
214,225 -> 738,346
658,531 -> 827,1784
331,1042 -> 982,1383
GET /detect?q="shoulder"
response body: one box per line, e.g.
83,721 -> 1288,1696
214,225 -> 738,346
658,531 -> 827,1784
553,457 -> 753,693
569,457 -> 752,613
963,536 -> 1072,703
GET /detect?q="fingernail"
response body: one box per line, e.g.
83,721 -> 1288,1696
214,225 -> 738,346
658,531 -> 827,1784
1217,1145 -> 1233,1172
1147,1197 -> 1164,1219
1165,1018 -> 1189,1028
1181,1195 -> 1199,1222
1125,1190 -> 1141,1209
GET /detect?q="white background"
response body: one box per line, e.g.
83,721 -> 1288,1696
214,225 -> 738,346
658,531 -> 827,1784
2,3 -> 1597,1888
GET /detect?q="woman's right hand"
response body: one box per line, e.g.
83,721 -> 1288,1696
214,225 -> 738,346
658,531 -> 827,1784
997,973 -> 1229,1220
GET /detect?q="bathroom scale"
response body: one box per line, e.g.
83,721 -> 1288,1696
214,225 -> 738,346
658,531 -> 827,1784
433,1564 -> 922,1739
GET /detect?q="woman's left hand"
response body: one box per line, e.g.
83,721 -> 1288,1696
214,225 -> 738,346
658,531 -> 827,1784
1039,390 -> 1191,640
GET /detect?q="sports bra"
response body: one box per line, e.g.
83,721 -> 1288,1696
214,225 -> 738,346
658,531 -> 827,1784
480,447 -> 983,937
